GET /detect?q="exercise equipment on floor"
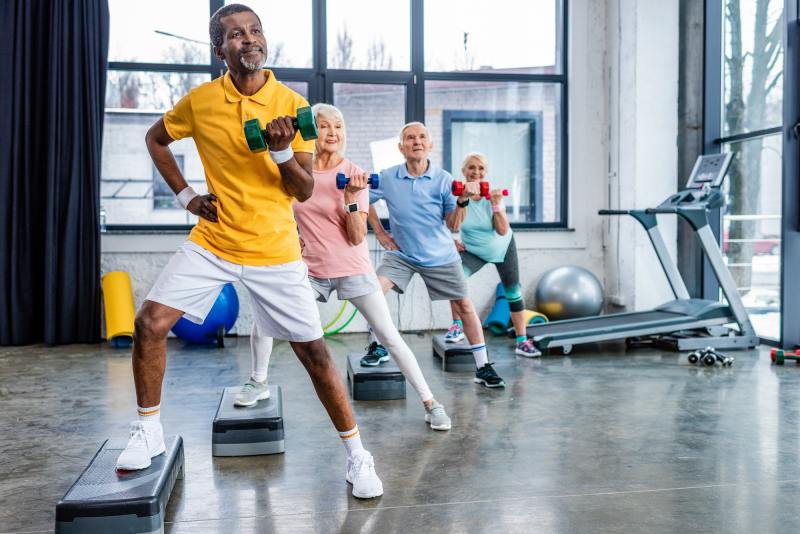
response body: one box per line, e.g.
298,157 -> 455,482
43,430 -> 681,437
243,106 -> 317,153
688,346 -> 734,366
347,353 -> 406,401
771,348 -> 800,365
525,154 -> 759,355
451,181 -> 509,200
55,436 -> 184,534
171,283 -> 239,347
212,386 -> 285,456
101,271 -> 136,348
484,283 -> 510,335
534,266 -> 604,321
432,336 -> 475,372
336,172 -> 380,190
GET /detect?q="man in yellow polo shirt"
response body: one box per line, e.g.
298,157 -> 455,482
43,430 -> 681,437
115,4 -> 383,499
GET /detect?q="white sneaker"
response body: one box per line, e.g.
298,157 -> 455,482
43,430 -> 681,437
424,401 -> 452,431
115,421 -> 166,471
346,450 -> 384,499
234,379 -> 271,407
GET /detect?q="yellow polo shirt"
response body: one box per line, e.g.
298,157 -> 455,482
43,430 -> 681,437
163,70 -> 315,265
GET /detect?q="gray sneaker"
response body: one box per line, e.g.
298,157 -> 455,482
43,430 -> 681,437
424,401 -> 451,431
234,379 -> 270,407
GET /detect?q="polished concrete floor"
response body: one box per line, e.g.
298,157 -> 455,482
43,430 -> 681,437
1,333 -> 798,534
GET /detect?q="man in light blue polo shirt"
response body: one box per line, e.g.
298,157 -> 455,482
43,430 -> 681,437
366,122 -> 506,388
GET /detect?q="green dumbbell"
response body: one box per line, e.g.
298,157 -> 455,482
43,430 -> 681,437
243,106 -> 317,153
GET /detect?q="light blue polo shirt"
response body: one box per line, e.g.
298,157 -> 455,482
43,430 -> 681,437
370,162 -> 460,267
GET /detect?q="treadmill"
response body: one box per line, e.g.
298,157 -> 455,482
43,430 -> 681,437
526,153 -> 759,354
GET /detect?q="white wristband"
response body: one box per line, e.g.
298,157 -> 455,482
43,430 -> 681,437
269,146 -> 294,165
176,186 -> 199,210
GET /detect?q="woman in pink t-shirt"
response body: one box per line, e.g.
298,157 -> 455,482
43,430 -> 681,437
238,104 -> 450,431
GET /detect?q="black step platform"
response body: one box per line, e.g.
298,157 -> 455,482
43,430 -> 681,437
432,335 -> 476,372
55,435 -> 184,534
346,352 -> 406,400
212,385 -> 285,456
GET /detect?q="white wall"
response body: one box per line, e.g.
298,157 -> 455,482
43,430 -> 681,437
100,0 -> 682,337
604,0 -> 680,311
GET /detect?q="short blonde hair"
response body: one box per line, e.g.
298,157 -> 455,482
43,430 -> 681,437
311,103 -> 347,155
398,121 -> 429,142
461,152 -> 489,174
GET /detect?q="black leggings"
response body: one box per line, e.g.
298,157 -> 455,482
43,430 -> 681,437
460,236 -> 524,312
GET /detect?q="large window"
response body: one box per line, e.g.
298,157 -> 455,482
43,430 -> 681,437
103,0 -> 566,229
706,0 -> 784,341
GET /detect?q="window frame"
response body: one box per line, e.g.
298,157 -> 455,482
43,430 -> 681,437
104,0 -> 568,231
703,0 -> 799,346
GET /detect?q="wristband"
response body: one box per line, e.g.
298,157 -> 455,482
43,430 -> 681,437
176,186 -> 199,210
492,203 -> 504,214
269,146 -> 294,165
457,199 -> 470,208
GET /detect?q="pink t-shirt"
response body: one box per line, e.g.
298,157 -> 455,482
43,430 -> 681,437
293,159 -> 372,278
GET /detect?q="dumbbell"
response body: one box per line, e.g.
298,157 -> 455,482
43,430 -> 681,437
771,348 -> 800,365
244,106 -> 317,153
452,181 -> 509,200
336,173 -> 380,190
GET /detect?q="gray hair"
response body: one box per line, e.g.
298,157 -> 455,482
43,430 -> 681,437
461,152 -> 489,173
311,103 -> 347,155
398,121 -> 429,142
209,4 -> 261,49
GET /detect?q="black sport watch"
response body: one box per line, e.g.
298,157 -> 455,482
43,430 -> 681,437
345,202 -> 359,213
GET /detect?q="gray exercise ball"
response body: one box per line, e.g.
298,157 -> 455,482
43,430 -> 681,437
535,266 -> 604,321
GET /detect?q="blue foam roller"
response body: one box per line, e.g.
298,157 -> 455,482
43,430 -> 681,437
484,283 -> 511,336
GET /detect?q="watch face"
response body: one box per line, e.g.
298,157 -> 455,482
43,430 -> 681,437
347,203 -> 359,213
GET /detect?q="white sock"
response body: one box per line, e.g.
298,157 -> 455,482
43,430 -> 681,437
250,322 -> 273,383
339,425 -> 364,457
350,291 -> 435,403
137,404 -> 160,424
471,344 -> 489,368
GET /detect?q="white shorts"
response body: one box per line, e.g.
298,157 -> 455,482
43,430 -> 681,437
147,241 -> 323,342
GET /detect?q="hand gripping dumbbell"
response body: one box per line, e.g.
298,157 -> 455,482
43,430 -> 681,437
336,173 -> 380,190
243,106 -> 317,153
451,181 -> 509,200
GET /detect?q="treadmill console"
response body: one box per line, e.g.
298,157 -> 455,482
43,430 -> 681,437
656,154 -> 734,211
685,153 -> 733,189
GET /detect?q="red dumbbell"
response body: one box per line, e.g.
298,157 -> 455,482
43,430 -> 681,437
452,181 -> 509,200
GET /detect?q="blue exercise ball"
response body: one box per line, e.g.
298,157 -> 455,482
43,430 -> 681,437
171,283 -> 239,344
535,266 -> 604,321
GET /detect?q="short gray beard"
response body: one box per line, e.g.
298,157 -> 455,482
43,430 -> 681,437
240,53 -> 266,71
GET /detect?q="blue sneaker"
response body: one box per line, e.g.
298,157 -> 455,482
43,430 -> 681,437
360,342 -> 390,367
444,323 -> 465,343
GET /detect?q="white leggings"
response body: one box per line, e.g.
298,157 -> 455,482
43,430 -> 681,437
250,290 -> 435,403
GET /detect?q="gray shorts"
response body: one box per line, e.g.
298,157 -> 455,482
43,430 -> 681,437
376,253 -> 468,301
309,272 -> 382,302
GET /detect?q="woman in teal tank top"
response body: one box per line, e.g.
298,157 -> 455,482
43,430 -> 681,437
445,153 -> 540,357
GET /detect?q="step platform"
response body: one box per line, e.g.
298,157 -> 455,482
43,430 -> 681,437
212,385 -> 285,456
432,335 -> 476,372
346,352 -> 406,401
55,435 -> 184,534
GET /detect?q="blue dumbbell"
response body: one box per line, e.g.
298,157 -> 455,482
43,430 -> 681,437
336,172 -> 380,190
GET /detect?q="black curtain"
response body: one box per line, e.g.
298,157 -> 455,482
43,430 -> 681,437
0,0 -> 109,345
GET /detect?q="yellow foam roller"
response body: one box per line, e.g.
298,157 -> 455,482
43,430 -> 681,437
102,271 -> 135,347
523,309 -> 548,325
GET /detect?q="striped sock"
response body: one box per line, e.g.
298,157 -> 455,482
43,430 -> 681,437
471,344 -> 489,368
339,425 -> 364,457
137,404 -> 160,423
